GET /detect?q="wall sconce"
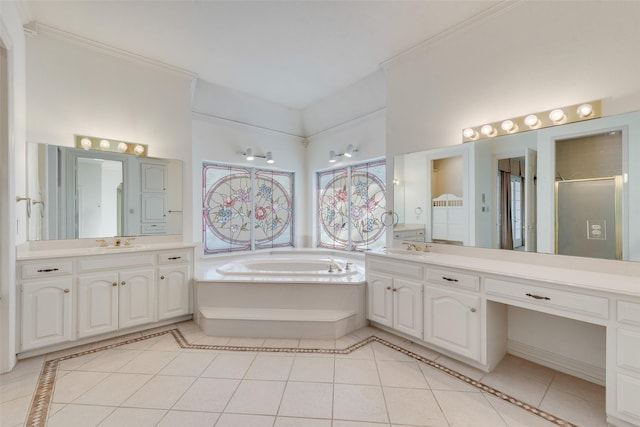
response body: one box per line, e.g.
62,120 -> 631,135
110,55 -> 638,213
75,135 -> 148,156
328,144 -> 358,163
462,100 -> 602,143
242,148 -> 275,164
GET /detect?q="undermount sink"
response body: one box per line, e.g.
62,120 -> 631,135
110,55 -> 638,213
384,248 -> 427,257
90,244 -> 145,252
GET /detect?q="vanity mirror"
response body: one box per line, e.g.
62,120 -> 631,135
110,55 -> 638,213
393,109 -> 640,262
26,142 -> 183,241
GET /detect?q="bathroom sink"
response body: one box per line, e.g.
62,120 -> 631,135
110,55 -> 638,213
90,244 -> 145,252
384,248 -> 426,257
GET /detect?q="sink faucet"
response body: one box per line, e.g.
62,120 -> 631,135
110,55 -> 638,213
328,257 -> 343,272
96,239 -> 108,247
403,242 -> 422,251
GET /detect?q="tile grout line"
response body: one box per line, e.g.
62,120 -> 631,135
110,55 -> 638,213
24,326 -> 578,427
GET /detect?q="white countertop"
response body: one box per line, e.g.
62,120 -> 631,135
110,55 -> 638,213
368,250 -> 640,298
17,241 -> 196,261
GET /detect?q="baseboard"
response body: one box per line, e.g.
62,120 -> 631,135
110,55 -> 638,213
507,338 -> 605,386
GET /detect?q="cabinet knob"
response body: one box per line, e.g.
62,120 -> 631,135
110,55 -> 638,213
121,281 -> 126,286
160,275 -> 165,280
392,288 -> 398,292
64,288 -> 70,293
386,286 -> 392,290
470,307 -> 476,313
112,282 -> 118,287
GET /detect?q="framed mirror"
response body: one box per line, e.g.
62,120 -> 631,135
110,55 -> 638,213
26,143 -> 183,241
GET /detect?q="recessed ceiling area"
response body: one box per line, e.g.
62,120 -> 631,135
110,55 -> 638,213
21,0 -> 501,110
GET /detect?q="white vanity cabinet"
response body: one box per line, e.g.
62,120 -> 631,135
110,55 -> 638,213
613,300 -> 640,425
17,245 -> 193,355
423,267 -> 482,362
366,257 -> 423,339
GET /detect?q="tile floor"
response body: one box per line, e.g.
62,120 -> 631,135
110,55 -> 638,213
0,321 -> 611,427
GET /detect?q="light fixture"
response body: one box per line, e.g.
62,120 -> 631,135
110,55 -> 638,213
241,148 -> 274,164
74,135 -> 148,156
328,145 -> 358,163
461,100 -> 601,143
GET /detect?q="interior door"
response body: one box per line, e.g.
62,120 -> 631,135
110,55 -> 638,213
525,148 -> 537,252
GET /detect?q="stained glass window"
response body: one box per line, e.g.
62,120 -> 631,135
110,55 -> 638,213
317,160 -> 387,252
203,162 -> 294,254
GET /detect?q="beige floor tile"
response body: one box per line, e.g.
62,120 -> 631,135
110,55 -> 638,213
46,403 -> 115,427
434,390 -> 508,427
73,372 -> 152,406
51,370 -> 110,403
335,358 -> 380,385
336,343 -> 376,359
245,354 -> 294,380
278,382 -> 333,419
156,410 -> 220,427
57,351 -> 102,371
0,372 -> 39,403
201,353 -> 257,379
289,357 -> 334,383
192,335 -> 231,346
350,325 -> 383,339
484,392 -> 557,427
0,394 -> 31,426
146,334 -> 183,351
333,384 -> 389,424
540,373 -> 607,427
383,387 -> 448,426
123,375 -> 195,409
299,339 -> 336,349
48,402 -> 66,417
158,351 -> 217,376
481,355 -> 555,406
371,342 -> 413,362
45,343 -> 98,361
418,363 -> 481,392
377,360 -> 429,389
274,416 -> 332,427
214,413 -> 275,427
333,422 -> 390,427
433,355 -> 486,381
74,348 -> 142,373
172,377 -> 239,412
401,341 -> 441,360
96,407 -> 166,427
226,337 -> 266,347
263,338 -> 300,348
224,379 -> 286,415
116,349 -> 180,374
0,356 -> 44,382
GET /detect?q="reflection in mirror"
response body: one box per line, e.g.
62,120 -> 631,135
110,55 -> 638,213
431,155 -> 464,244
26,143 -> 183,241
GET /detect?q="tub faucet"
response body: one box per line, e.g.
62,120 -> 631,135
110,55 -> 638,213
328,257 -> 343,273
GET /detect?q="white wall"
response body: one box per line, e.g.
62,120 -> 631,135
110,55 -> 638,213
0,0 -> 27,373
384,0 -> 640,377
25,30 -> 194,240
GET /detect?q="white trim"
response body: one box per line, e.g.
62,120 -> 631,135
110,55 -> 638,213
192,110 -> 306,141
28,22 -> 197,79
306,107 -> 386,139
508,338 -> 606,386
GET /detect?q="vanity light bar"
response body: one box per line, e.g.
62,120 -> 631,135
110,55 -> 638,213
75,135 -> 148,157
462,100 -> 602,143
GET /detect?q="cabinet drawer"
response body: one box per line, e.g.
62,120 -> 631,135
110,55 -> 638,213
367,257 -> 424,280
617,328 -> 640,373
78,253 -> 155,272
616,373 -> 640,420
158,250 -> 191,265
141,223 -> 166,234
618,301 -> 640,327
485,278 -> 609,320
21,260 -> 73,279
426,268 -> 479,292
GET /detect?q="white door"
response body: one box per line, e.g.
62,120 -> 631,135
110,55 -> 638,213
141,163 -> 167,192
141,193 -> 167,223
393,279 -> 423,339
119,269 -> 156,329
21,278 -> 73,351
158,265 -> 190,320
525,148 -> 537,252
77,273 -> 119,338
510,175 -> 523,249
424,286 -> 480,361
367,272 -> 393,328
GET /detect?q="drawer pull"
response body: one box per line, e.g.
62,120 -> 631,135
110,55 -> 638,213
442,276 -> 459,282
168,256 -> 182,260
526,293 -> 550,301
37,268 -> 59,273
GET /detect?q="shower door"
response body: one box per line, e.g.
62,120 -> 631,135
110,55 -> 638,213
555,176 -> 622,260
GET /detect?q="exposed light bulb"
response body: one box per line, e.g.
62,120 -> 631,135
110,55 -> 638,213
117,142 -> 128,152
245,148 -> 254,161
549,108 -> 566,123
344,144 -> 354,157
462,128 -> 477,139
80,137 -> 92,150
329,150 -> 337,163
480,124 -> 495,137
99,139 -> 110,149
266,152 -> 274,164
501,120 -> 516,132
133,145 -> 145,155
524,114 -> 540,128
577,103 -> 593,118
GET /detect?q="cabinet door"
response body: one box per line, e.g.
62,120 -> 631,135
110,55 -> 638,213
393,279 -> 424,339
424,286 -> 480,361
119,269 -> 156,329
141,194 -> 167,223
21,278 -> 73,351
158,265 -> 190,320
367,272 -> 394,328
77,273 -> 119,338
141,163 -> 167,192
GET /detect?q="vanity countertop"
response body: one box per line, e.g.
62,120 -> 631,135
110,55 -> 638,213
17,241 -> 196,261
368,250 -> 640,298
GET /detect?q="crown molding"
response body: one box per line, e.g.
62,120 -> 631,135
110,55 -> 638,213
25,22 -> 197,79
380,0 -> 518,70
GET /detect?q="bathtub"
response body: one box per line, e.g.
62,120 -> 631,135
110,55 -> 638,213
194,250 -> 367,339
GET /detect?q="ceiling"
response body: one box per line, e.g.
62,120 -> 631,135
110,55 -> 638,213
21,0 -> 501,110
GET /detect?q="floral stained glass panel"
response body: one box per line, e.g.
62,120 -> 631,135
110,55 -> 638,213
351,160 -> 387,251
317,168 -> 349,249
254,170 -> 294,249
